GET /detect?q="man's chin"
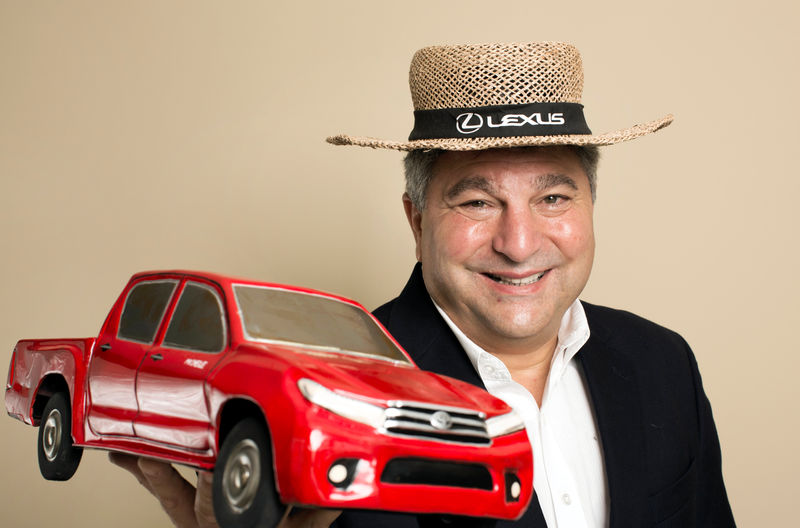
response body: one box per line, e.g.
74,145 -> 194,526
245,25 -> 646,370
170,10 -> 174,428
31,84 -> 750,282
471,311 -> 559,345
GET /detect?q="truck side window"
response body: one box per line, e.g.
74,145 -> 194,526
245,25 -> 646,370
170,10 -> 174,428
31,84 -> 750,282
163,282 -> 226,353
118,280 -> 178,344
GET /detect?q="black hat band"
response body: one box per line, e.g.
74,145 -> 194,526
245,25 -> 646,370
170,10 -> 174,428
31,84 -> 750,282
408,102 -> 592,141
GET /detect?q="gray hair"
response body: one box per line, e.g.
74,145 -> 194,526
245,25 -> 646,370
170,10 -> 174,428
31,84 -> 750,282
403,146 -> 600,210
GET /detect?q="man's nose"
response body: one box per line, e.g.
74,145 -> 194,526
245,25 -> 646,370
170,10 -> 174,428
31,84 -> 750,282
491,206 -> 543,263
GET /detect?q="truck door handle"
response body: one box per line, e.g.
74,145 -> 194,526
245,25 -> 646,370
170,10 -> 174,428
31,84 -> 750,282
100,343 -> 112,351
150,353 -> 163,361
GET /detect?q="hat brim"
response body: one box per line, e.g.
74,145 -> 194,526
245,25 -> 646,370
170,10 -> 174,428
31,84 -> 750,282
327,114 -> 673,151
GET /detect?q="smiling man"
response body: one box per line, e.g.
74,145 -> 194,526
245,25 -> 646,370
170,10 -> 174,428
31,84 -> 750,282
112,42 -> 735,528
326,42 -> 735,528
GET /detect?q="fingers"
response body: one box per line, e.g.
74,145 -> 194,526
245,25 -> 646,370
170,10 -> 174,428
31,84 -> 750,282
109,454 -> 219,528
108,452 -> 154,494
112,454 -> 338,528
194,471 -> 219,528
279,505 -> 342,528
137,457 -> 201,528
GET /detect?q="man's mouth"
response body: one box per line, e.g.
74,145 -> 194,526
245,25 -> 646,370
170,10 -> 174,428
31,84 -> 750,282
483,271 -> 547,286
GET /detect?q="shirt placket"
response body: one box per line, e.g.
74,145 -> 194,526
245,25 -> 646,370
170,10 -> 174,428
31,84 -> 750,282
540,400 -> 590,527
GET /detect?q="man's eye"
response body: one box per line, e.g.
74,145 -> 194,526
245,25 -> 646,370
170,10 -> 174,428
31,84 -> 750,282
462,200 -> 488,208
542,195 -> 567,205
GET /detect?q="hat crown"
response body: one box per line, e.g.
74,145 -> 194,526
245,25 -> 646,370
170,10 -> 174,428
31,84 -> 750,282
409,42 -> 585,111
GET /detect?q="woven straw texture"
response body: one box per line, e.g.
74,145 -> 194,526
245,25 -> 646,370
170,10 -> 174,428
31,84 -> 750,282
327,42 -> 673,150
410,42 -> 584,110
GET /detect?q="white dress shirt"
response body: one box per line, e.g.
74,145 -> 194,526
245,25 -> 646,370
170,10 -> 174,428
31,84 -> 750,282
433,299 -> 609,528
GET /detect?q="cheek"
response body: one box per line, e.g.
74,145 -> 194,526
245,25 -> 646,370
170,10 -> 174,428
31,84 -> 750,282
425,216 -> 491,263
549,212 -> 595,258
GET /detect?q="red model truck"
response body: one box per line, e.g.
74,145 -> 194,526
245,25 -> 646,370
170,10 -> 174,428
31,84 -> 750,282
6,270 -> 533,527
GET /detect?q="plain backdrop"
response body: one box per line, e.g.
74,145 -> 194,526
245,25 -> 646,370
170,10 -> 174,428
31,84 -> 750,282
2,1 -> 797,526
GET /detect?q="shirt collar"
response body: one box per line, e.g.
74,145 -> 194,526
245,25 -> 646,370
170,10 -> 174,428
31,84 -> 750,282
431,298 -> 591,384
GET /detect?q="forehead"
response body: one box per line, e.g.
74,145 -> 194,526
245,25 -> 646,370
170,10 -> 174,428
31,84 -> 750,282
431,146 -> 586,188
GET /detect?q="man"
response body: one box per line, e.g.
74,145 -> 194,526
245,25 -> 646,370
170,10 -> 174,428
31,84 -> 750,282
112,42 -> 735,527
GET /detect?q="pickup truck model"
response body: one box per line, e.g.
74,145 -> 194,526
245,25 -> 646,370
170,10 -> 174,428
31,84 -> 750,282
6,270 -> 533,527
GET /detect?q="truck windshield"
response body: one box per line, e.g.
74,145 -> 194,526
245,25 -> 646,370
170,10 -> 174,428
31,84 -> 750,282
233,285 -> 410,364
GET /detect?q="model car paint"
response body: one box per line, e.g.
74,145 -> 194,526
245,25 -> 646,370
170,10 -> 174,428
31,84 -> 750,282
5,271 -> 533,526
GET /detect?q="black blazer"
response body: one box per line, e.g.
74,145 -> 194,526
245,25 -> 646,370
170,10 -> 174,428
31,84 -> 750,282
334,265 -> 734,528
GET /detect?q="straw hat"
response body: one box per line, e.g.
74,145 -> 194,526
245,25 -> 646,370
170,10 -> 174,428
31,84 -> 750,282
327,42 -> 672,151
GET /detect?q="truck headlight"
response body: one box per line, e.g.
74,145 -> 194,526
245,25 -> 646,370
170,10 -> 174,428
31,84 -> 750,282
486,410 -> 525,438
298,378 -> 385,429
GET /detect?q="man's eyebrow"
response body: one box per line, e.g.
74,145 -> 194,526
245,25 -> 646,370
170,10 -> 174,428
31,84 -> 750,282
445,176 -> 495,201
537,173 -> 578,192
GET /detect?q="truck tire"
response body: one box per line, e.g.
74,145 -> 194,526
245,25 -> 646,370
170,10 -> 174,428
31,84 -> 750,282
38,391 -> 83,480
213,417 -> 285,528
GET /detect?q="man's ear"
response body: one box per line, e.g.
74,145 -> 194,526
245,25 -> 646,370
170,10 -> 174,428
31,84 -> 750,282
402,193 -> 423,261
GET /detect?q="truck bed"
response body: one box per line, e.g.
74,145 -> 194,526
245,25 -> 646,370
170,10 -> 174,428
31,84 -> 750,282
6,338 -> 95,430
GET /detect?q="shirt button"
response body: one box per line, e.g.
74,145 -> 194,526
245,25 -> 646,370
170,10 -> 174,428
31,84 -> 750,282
562,493 -> 572,505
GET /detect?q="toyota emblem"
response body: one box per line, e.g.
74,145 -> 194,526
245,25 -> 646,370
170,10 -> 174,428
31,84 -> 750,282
430,411 -> 453,430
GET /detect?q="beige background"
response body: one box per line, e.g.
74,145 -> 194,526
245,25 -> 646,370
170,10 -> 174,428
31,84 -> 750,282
1,1 -> 797,526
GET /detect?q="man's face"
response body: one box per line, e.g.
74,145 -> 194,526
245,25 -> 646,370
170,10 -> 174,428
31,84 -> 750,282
405,147 -> 595,353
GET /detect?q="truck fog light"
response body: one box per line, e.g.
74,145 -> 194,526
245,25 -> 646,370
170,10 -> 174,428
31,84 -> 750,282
505,472 -> 522,502
327,458 -> 360,489
329,464 -> 348,484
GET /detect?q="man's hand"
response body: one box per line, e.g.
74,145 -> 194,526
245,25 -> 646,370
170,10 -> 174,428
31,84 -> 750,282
109,453 -> 219,528
109,453 -> 341,528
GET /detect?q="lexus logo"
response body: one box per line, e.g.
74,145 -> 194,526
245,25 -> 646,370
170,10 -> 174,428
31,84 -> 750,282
430,411 -> 453,430
455,113 -> 484,134
455,111 -> 566,135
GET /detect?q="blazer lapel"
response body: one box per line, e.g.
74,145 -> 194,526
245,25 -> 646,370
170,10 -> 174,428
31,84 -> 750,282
376,263 -> 484,388
579,304 -> 648,528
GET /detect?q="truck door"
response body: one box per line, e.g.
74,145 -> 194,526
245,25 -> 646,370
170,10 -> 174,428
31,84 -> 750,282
134,280 -> 225,451
87,279 -> 178,436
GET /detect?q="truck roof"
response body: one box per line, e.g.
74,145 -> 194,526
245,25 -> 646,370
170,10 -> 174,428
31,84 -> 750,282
128,270 -> 362,308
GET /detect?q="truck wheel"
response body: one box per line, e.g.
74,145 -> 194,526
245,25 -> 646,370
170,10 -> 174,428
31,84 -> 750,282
38,391 -> 83,480
213,418 -> 284,528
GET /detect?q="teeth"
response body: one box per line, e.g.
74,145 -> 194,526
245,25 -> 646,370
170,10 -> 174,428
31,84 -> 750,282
486,271 -> 546,286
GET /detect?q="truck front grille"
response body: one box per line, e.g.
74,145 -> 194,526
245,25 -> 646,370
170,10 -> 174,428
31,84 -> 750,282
381,401 -> 490,446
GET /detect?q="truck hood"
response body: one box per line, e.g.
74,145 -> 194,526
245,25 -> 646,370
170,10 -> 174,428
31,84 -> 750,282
260,345 -> 511,417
